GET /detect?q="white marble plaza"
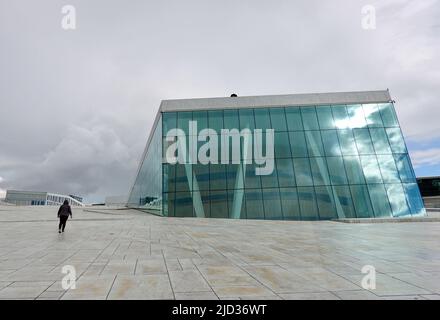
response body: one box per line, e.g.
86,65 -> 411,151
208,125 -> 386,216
0,206 -> 439,300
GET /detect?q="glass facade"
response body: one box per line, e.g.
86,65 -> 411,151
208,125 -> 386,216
127,116 -> 163,212
128,101 -> 425,220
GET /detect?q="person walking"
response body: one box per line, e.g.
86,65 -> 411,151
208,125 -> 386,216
57,200 -> 72,233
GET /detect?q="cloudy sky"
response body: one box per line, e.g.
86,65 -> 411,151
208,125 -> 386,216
0,0 -> 439,203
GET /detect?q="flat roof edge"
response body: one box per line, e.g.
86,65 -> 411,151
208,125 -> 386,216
160,90 -> 392,112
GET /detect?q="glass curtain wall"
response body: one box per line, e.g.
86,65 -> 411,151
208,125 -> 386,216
157,103 -> 425,220
127,116 -> 163,213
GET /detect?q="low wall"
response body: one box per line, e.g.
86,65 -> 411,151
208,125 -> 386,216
423,196 -> 440,208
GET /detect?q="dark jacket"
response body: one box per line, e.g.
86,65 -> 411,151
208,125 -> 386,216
58,203 -> 72,218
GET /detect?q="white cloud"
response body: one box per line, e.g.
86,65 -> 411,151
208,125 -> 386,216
411,148 -> 440,168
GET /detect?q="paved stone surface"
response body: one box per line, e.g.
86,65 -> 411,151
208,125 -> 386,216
0,206 -> 439,300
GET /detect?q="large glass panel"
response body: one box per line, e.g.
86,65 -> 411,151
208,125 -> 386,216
128,113 -> 163,213
377,155 -> 400,183
290,131 -> 308,157
262,188 -> 283,219
193,163 -> 209,191
385,184 -> 410,217
210,190 -> 228,218
166,192 -> 175,217
276,158 -> 296,187
370,128 -> 392,154
226,164 -> 243,190
254,108 -> 271,130
344,156 -> 365,184
285,107 -> 303,131
310,157 -> 330,186
327,157 -> 348,185
244,189 -> 265,219
350,185 -> 374,218
338,129 -> 358,155
363,103 -> 383,128
239,109 -> 255,130
367,184 -> 392,217
274,132 -> 291,158
244,163 -> 262,189
175,164 -> 192,193
394,154 -> 415,182
386,128 -> 407,153
162,112 -> 177,135
238,131 -> 254,162
305,131 -> 324,157
332,186 -> 356,218
199,189 -> 211,218
177,111 -> 192,136
378,103 -> 399,127
162,192 -> 171,217
270,108 -> 287,131
301,106 -> 319,130
223,109 -> 240,129
321,130 -> 342,156
192,111 -> 208,132
174,191 -> 194,217
280,187 -> 301,220
210,164 -> 227,190
353,129 -> 374,155
315,186 -> 337,219
360,155 -> 383,183
260,163 -> 279,188
297,187 -> 319,220
163,164 -> 176,193
347,104 -> 367,128
208,110 -> 224,132
227,189 -> 246,219
316,106 -> 335,129
293,158 -> 313,186
332,105 -> 350,129
134,101 -> 418,221
404,183 -> 425,215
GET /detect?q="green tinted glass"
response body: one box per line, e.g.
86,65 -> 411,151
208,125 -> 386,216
301,106 -> 319,130
285,107 -> 303,131
270,108 -> 287,131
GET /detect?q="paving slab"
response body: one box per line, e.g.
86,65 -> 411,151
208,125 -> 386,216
344,273 -> 432,296
280,292 -> 340,300
198,265 -> 261,287
107,275 -> 173,299
0,285 -> 49,299
135,259 -> 167,274
174,291 -> 218,300
243,265 -> 326,293
0,206 -> 439,299
169,270 -> 211,293
60,276 -> 115,300
100,260 -> 136,275
213,285 -> 277,298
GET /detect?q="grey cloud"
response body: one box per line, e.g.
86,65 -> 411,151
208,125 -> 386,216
1,121 -> 140,199
1,0 -> 439,202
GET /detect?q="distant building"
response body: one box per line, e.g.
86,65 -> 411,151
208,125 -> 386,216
5,190 -> 84,206
69,194 -> 83,203
417,176 -> 440,208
